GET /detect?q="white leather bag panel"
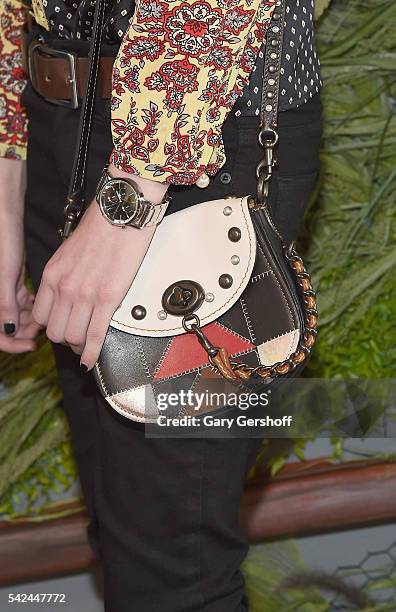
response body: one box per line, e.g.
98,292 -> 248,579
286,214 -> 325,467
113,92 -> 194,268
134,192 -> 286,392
110,197 -> 256,337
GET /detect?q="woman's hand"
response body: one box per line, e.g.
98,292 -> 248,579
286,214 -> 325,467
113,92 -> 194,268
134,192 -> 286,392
33,167 -> 167,370
0,158 -> 40,354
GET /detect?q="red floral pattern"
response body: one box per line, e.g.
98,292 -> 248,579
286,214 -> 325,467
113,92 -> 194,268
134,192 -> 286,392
0,0 -> 27,159
165,2 -> 223,57
0,0 -> 276,182
111,0 -> 276,184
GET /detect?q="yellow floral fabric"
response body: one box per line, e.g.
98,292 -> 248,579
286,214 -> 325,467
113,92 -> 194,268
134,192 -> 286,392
111,0 -> 276,184
0,0 -> 28,159
0,0 -> 276,182
31,0 -> 50,30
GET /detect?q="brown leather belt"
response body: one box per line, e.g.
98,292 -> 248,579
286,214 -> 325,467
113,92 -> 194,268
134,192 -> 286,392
27,39 -> 114,109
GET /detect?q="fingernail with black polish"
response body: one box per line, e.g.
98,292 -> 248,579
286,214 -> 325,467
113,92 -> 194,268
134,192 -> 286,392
80,362 -> 89,373
3,322 -> 16,336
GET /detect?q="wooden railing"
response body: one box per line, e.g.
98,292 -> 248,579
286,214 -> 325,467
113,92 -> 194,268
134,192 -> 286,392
1,458 -> 396,585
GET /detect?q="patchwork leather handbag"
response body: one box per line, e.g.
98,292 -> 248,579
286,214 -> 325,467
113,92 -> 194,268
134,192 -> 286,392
63,0 -> 318,423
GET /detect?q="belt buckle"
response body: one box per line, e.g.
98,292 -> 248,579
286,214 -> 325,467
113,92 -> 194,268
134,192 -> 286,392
28,41 -> 79,109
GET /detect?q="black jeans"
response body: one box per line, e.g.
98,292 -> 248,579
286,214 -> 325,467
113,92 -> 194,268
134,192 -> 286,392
21,79 -> 322,612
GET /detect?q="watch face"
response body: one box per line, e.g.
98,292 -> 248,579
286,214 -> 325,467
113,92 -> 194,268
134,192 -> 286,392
99,179 -> 141,226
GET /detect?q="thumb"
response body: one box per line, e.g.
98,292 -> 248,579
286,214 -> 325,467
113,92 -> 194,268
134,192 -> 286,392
0,278 -> 20,336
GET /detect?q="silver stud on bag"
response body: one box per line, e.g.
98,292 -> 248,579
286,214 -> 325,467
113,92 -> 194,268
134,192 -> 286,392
205,292 -> 215,302
231,255 -> 240,265
223,206 -> 233,216
157,310 -> 167,320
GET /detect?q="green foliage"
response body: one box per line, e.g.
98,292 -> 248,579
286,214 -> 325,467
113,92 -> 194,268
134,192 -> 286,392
243,540 -> 396,611
303,0 -> 396,382
314,0 -> 332,21
0,341 -> 78,518
243,541 -> 330,611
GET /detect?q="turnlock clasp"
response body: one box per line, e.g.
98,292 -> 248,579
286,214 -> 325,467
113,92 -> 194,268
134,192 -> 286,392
162,280 -> 205,317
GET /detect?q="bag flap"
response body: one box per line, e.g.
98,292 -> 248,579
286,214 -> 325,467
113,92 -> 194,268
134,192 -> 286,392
110,196 -> 256,337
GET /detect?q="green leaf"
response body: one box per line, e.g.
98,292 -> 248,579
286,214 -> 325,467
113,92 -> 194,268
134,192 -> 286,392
317,249 -> 396,325
315,0 -> 333,21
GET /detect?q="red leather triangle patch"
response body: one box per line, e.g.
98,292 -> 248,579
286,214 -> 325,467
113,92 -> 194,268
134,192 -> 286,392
154,322 -> 255,381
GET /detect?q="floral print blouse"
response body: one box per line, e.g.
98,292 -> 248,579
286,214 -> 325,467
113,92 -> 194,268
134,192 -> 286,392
0,0 -> 27,160
0,0 -> 277,184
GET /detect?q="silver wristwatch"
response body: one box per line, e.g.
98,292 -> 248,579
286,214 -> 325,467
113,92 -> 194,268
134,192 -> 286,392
95,166 -> 170,229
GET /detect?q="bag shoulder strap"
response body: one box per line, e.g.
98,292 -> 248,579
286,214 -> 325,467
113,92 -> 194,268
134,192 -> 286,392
61,0 -> 108,239
254,0 -> 286,210
260,0 -> 286,130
